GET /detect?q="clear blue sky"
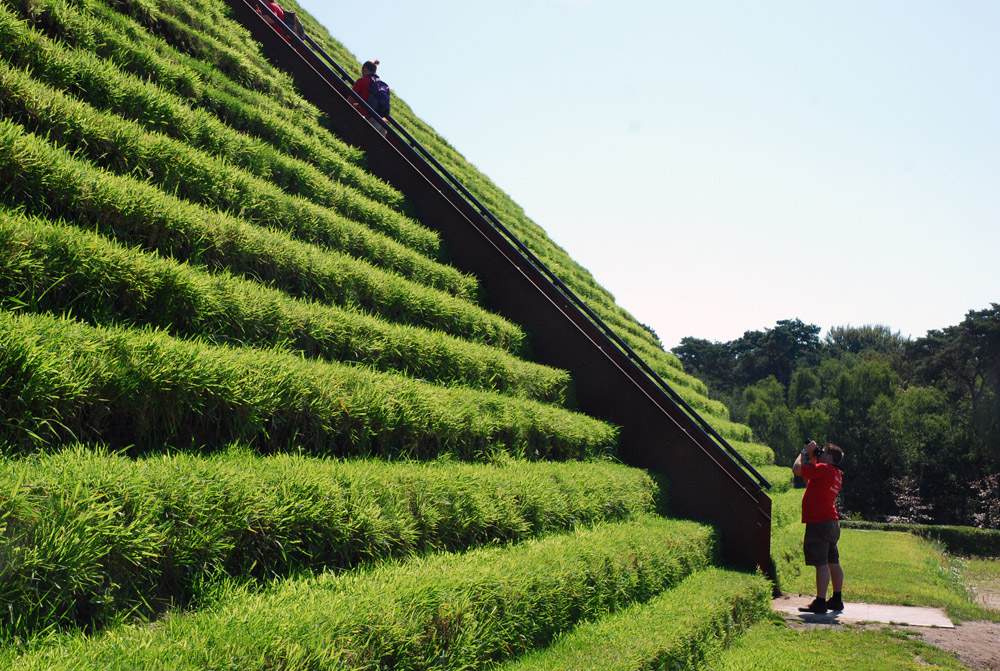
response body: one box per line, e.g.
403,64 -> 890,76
300,1 -> 999,348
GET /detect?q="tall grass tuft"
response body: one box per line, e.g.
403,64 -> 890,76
0,311 -> 617,458
0,448 -> 657,642
0,120 -> 523,350
4,516 -> 714,670
0,5 -> 421,226
499,568 -> 772,671
0,210 -> 568,402
0,60 -> 477,299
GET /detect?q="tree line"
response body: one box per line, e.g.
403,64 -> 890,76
672,305 -> 1000,528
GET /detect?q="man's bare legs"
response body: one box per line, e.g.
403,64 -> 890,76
815,564 -> 831,599
831,563 -> 844,592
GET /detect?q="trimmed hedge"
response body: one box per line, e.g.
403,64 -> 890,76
0,448 -> 657,641
0,120 -> 524,351
0,311 -> 616,458
0,5 -> 428,241
840,521 -> 1000,558
0,211 -> 568,403
0,60 -> 477,299
501,568 -> 771,671
5,516 -> 714,670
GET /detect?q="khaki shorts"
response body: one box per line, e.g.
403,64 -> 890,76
803,520 -> 840,566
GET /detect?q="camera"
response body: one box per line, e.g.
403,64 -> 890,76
803,440 -> 824,460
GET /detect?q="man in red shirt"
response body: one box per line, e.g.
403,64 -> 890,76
792,440 -> 846,614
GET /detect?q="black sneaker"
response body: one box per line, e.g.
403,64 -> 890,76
798,598 -> 828,614
827,595 -> 844,611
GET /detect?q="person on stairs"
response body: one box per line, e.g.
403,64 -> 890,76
352,60 -> 391,136
793,440 -> 846,614
260,2 -> 304,42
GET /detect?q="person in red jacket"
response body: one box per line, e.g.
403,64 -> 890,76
352,60 -> 389,136
793,440 -> 846,614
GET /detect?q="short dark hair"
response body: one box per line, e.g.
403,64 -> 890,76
825,443 -> 844,466
362,59 -> 379,75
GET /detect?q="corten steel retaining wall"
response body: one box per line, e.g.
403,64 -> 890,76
223,0 -> 774,576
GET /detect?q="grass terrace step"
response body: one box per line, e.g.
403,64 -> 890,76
0,210 -> 569,403
2,516 -> 714,670
0,121 -> 523,350
730,441 -> 776,467
703,415 -> 753,442
756,465 -> 793,492
109,0 -> 302,105
0,6 -> 425,238
10,0 -> 412,211
0,449 -> 656,641
0,60 -> 476,299
501,568 -> 771,671
0,311 -> 616,458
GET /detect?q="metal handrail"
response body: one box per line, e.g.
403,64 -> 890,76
263,3 -> 770,490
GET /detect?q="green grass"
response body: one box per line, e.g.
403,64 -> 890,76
0,120 -> 525,350
500,568 -> 771,671
774,527 -> 998,622
963,557 -> 1000,615
0,0 -> 789,665
0,59 -> 473,296
0,447 -> 657,641
109,0 -> 305,107
731,441 -> 776,467
712,618 -> 968,670
0,310 -> 616,458
17,0 -> 364,163
964,557 -> 1000,584
757,465 -> 793,492
770,489 -> 803,529
2,516 -> 715,670
0,5 -> 421,227
841,521 -> 1000,558
0,210 -> 568,402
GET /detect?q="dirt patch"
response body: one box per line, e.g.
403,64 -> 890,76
916,621 -> 1000,671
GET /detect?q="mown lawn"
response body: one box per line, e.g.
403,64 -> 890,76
712,618 -> 968,670
962,557 -> 1000,614
775,526 -> 998,622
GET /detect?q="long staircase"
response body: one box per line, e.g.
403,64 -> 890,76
225,0 -> 774,575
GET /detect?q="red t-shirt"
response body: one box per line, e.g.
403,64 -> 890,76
801,462 -> 842,523
266,2 -> 284,20
352,75 -> 372,108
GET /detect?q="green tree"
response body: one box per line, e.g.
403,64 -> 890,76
742,376 -> 801,465
825,324 -> 907,357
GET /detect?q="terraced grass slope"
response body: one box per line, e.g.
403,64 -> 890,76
0,0 -> 780,666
